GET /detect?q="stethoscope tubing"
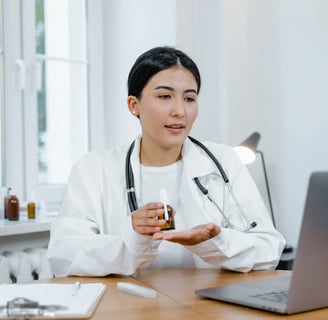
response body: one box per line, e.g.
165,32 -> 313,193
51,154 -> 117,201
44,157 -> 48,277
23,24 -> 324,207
125,136 -> 257,231
188,136 -> 229,183
193,176 -> 257,231
125,140 -> 138,212
193,177 -> 232,228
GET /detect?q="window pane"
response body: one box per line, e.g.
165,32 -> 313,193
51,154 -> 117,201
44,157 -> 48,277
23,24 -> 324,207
0,57 -> 3,187
35,0 -> 88,185
35,0 -> 45,55
0,0 -> 3,48
0,0 -> 3,186
37,59 -> 88,184
36,0 -> 87,61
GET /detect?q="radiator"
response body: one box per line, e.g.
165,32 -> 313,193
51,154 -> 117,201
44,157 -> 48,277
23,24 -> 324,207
0,248 -> 53,284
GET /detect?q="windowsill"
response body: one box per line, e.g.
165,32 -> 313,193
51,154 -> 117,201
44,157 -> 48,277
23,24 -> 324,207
0,212 -> 58,236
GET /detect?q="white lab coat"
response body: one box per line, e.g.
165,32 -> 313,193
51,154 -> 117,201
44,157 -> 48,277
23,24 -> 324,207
47,137 -> 285,277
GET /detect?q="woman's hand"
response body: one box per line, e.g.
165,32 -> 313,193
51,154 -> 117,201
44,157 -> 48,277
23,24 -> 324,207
131,202 -> 166,236
153,223 -> 221,245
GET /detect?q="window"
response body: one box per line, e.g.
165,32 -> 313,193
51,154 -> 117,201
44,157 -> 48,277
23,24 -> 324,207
1,0 -> 103,209
35,0 -> 88,184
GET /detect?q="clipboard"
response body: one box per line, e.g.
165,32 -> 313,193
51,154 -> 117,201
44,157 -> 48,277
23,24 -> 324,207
0,282 -> 106,318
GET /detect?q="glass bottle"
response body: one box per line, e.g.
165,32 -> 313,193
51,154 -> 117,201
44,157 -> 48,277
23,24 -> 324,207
159,189 -> 175,230
160,204 -> 175,230
27,202 -> 36,219
7,195 -> 19,221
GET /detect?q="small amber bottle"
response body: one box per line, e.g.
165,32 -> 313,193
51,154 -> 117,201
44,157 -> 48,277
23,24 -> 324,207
27,202 -> 36,219
159,189 -> 175,231
7,195 -> 19,221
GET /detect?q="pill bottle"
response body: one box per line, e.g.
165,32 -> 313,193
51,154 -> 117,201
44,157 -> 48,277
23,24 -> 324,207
159,188 -> 175,230
27,190 -> 36,219
8,194 -> 19,221
27,202 -> 36,219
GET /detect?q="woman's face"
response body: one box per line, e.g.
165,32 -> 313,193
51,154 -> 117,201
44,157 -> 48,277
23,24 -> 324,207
128,66 -> 199,157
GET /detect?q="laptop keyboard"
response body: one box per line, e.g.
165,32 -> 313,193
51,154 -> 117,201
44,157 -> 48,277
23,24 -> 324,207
251,290 -> 289,304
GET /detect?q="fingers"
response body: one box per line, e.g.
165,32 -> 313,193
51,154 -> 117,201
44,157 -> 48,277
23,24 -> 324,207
153,223 -> 221,245
133,202 -> 162,218
132,202 -> 166,235
205,223 -> 221,237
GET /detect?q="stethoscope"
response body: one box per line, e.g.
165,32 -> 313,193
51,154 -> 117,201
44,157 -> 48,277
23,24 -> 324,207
125,136 -> 257,232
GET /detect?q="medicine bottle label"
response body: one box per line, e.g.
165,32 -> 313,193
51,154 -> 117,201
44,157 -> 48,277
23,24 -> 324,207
160,204 -> 175,230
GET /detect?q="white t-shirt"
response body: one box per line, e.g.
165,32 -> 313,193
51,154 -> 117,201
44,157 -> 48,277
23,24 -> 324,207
139,161 -> 196,268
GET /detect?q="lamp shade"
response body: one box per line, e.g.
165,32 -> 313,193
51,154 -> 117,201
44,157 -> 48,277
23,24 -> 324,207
234,132 -> 261,164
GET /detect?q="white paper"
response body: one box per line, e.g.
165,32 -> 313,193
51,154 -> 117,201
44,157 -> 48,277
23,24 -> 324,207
0,282 -> 106,318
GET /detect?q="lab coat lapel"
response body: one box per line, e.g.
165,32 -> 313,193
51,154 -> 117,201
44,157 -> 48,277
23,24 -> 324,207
180,138 -> 219,228
182,138 -> 217,178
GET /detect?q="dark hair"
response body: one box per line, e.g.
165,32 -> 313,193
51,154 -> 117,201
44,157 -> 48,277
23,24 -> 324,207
127,46 -> 201,98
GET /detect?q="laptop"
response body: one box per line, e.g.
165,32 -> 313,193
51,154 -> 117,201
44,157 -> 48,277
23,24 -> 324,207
195,171 -> 328,314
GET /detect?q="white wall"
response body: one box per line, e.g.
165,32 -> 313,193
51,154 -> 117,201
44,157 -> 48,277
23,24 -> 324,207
176,0 -> 224,141
275,0 -> 328,244
102,0 -> 177,147
101,0 -> 328,247
190,0 -> 328,246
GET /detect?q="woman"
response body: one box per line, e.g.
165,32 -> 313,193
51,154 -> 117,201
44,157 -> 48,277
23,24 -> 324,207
47,46 -> 285,277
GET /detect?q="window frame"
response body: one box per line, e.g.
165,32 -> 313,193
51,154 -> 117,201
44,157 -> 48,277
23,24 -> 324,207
2,0 -> 105,208
0,0 -> 4,186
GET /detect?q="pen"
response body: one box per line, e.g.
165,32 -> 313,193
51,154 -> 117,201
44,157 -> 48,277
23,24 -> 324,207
71,281 -> 81,296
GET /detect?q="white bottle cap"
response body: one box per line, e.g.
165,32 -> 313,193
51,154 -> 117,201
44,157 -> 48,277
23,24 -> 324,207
6,187 -> 12,196
160,188 -> 169,220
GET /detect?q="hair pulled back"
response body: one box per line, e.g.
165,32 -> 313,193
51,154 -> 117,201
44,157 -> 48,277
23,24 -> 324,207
127,46 -> 201,98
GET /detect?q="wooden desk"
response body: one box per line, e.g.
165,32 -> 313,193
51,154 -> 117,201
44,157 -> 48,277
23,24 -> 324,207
52,274 -> 204,319
53,269 -> 328,319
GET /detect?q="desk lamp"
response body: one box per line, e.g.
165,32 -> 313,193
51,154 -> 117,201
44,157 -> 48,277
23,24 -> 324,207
234,132 -> 293,254
234,132 -> 274,225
